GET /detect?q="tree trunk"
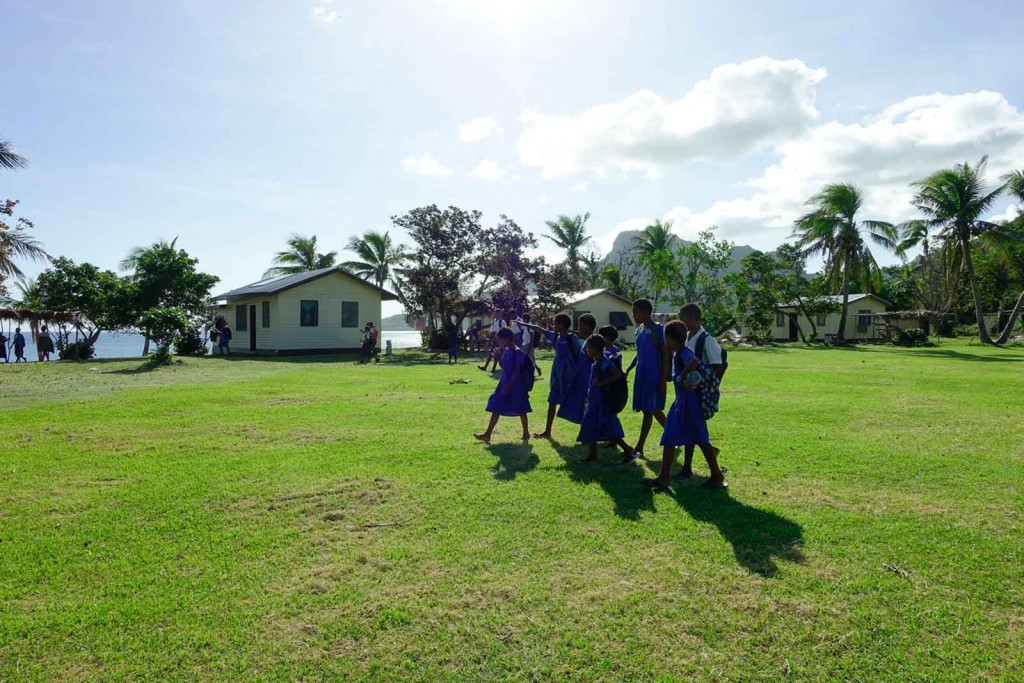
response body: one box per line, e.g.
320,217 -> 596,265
960,238 -> 993,345
994,288 -> 1024,344
142,332 -> 151,356
836,254 -> 852,341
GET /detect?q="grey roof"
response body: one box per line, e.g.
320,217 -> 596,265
778,293 -> 892,308
213,267 -> 398,301
564,288 -> 635,307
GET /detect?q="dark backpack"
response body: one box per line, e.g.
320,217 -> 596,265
605,354 -> 629,414
520,352 -> 536,393
695,331 -> 728,381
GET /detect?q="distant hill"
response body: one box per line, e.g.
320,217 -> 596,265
381,313 -> 414,331
603,230 -> 757,273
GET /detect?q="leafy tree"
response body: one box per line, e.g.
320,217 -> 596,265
475,216 -> 541,315
544,213 -> 591,276
673,227 -> 736,334
793,183 -> 897,341
342,230 -> 407,290
600,258 -> 642,301
580,248 -> 605,289
532,260 -> 578,324
23,258 -> 131,356
264,234 -> 338,278
772,243 -> 839,342
909,157 -> 1015,344
632,219 -> 678,258
0,200 -> 49,292
121,241 -> 219,354
139,307 -> 190,365
631,219 -> 680,309
730,251 -> 784,342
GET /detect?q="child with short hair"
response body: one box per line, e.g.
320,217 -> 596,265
625,299 -> 667,457
557,313 -> 597,425
520,313 -> 583,438
643,321 -> 725,490
577,335 -> 634,463
474,327 -> 532,443
677,302 -> 726,479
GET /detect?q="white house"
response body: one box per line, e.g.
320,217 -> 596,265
773,293 -> 891,341
212,267 -> 398,354
558,289 -> 636,337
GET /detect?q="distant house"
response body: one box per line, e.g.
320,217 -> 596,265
558,289 -> 636,337
212,267 -> 398,354
773,294 -> 891,342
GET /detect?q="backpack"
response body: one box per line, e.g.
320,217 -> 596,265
520,351 -> 536,393
224,327 -> 233,341
605,354 -> 629,414
694,331 -> 728,381
685,341 -> 721,421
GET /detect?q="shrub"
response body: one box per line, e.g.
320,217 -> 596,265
892,328 -> 934,348
139,307 -> 190,365
174,327 -> 208,357
57,339 -> 96,361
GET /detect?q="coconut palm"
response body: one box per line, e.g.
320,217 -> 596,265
1,211 -> 49,283
342,230 -> 406,290
544,213 -> 591,275
792,183 -> 897,340
1004,170 -> 1024,211
631,219 -> 678,258
0,138 -> 28,171
264,234 -> 337,278
909,157 -> 1009,344
120,237 -> 179,272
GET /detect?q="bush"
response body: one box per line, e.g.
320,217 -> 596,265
139,307 -> 190,366
174,327 -> 208,357
57,339 -> 96,361
892,328 -> 935,348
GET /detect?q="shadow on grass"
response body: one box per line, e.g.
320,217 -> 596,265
906,348 -> 1024,363
667,482 -> 805,578
484,442 -> 539,481
549,440 -> 655,521
102,362 -> 161,375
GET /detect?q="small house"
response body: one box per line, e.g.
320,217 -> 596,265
558,289 -> 636,337
212,267 -> 398,354
773,294 -> 891,342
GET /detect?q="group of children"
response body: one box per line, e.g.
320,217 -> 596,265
473,299 -> 728,490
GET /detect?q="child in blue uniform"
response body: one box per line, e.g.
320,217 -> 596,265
625,299 -> 667,457
643,321 -> 725,490
556,313 -> 596,426
520,314 -> 583,439
474,327 -> 532,443
577,335 -> 634,463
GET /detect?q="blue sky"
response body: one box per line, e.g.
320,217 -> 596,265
4,0 -> 1023,318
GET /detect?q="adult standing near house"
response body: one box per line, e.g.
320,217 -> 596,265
0,329 -> 8,363
12,327 -> 27,362
37,325 -> 55,361
367,322 -> 381,363
218,322 -> 232,356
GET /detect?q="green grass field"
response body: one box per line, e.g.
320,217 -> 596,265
2,341 -> 1023,681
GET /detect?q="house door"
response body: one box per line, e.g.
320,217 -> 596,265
788,314 -> 799,341
248,305 -> 257,351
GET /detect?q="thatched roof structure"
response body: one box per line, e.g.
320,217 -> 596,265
0,307 -> 76,324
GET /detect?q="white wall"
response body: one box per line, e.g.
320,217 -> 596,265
772,298 -> 889,340
275,273 -> 382,351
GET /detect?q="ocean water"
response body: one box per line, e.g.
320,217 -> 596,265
2,329 -> 423,361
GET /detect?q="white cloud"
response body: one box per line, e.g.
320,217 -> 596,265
310,5 -> 340,24
990,204 -> 1021,224
467,159 -> 505,181
458,116 -> 501,143
400,153 -> 451,178
572,182 -> 589,193
517,57 -> 827,179
661,90 -> 1024,250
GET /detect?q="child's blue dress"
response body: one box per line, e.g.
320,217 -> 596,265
486,347 -> 532,416
577,357 -> 625,443
544,331 -> 582,406
660,347 -> 709,448
633,323 -> 666,413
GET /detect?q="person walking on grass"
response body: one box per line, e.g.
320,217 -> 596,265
677,303 -> 727,481
520,313 -> 591,439
12,327 -> 27,363
0,330 -> 8,363
643,321 -> 726,490
576,334 -> 634,463
625,299 -> 667,458
520,313 -> 542,377
37,326 -> 55,361
479,309 -> 506,373
474,327 -> 533,443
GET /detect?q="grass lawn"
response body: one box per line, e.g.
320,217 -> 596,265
2,340 -> 1023,681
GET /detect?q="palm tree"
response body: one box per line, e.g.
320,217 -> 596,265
631,219 -> 677,258
895,220 -> 961,333
990,169 -> 1024,343
120,237 -> 179,272
1004,170 -> 1024,211
0,138 -> 28,171
264,234 -> 337,278
342,230 -> 406,290
544,213 -> 591,275
910,157 -> 1008,344
792,183 -> 897,341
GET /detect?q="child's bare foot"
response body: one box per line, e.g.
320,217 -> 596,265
521,434 -> 531,442
474,433 -> 491,443
699,478 -> 728,490
672,468 -> 694,480
641,477 -> 670,490
533,431 -> 552,439
619,447 -> 638,464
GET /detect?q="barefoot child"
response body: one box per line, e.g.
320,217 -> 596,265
474,327 -> 532,443
520,314 -> 582,439
676,303 -> 727,482
643,321 -> 726,490
624,299 -> 667,457
557,313 -> 597,425
479,309 -> 505,373
577,335 -> 634,463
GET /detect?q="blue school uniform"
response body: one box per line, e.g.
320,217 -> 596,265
660,347 -> 709,448
485,347 -> 532,417
577,357 -> 625,443
556,345 -> 590,423
543,331 -> 582,406
633,323 -> 666,413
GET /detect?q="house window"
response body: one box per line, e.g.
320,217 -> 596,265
857,309 -> 871,333
261,302 -> 271,328
300,300 -> 319,327
341,301 -> 359,328
609,311 -> 632,330
816,314 -> 826,326
775,311 -> 785,327
235,305 -> 248,332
